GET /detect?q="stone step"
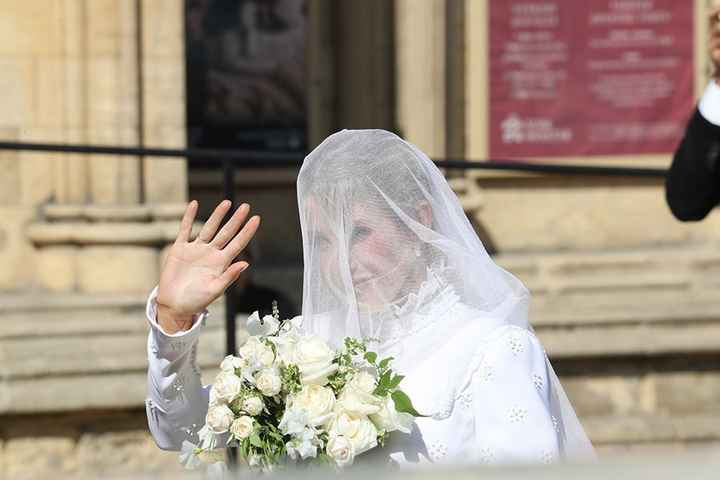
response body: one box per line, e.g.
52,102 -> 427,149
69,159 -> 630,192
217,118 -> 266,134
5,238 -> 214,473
0,292 -> 148,314
496,247 -> 720,296
1,327 -> 228,380
0,300 -> 225,340
538,321 -> 720,358
1,368 -> 223,414
586,414 -> 720,447
531,289 -> 720,327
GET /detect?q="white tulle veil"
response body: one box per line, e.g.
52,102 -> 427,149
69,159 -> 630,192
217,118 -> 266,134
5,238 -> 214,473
296,129 -> 595,460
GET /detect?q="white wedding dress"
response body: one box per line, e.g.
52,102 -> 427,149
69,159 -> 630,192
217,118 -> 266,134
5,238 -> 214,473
145,274 -> 583,466
145,129 -> 594,467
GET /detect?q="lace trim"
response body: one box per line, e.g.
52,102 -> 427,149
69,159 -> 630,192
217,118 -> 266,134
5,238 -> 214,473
372,266 -> 461,350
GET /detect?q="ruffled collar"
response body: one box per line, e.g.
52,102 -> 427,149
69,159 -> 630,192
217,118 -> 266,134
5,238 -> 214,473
390,264 -> 458,318
368,263 -> 460,349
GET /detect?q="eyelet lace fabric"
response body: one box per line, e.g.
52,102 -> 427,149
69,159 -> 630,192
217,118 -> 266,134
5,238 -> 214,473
428,441 -> 448,462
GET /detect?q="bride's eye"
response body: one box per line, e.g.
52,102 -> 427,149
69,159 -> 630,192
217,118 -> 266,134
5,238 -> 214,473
351,226 -> 371,241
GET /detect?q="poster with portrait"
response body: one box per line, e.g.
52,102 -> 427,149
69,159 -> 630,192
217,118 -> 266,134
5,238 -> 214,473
185,0 -> 306,152
489,0 -> 694,159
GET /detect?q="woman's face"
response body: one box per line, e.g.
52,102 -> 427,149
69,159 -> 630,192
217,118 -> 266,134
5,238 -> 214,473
308,199 -> 420,308
346,204 -> 418,307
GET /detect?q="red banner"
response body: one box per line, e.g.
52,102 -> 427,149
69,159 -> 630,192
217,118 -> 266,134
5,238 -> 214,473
489,0 -> 694,159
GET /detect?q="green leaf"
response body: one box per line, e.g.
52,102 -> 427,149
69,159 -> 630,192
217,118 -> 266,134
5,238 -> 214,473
249,432 -> 263,448
379,370 -> 391,387
364,351 -> 377,364
391,390 -> 426,417
378,357 -> 394,370
388,374 -> 404,389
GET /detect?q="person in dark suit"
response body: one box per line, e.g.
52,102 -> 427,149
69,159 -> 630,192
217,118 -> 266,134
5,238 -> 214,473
666,7 -> 720,221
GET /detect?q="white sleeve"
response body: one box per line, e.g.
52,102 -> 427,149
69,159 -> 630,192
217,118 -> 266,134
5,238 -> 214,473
470,326 -> 560,465
698,80 -> 720,127
144,286 -> 215,451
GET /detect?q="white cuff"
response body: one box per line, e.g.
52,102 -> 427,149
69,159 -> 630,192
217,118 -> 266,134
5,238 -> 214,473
146,285 -> 208,338
698,80 -> 720,127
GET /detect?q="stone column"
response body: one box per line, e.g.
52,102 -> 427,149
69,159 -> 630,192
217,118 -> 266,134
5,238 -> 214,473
394,0 -> 447,158
307,0 -> 337,148
86,0 -> 142,206
0,1 -> 188,294
141,0 -> 188,204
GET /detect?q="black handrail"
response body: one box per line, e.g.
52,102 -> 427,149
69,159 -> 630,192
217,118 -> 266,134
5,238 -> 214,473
0,140 -> 668,177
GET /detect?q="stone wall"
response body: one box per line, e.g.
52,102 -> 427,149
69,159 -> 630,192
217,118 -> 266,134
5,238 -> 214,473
0,0 -> 189,294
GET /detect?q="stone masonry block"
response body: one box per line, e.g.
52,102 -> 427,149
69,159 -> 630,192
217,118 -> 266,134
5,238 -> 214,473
654,372 -> 720,415
0,207 -> 35,290
77,246 -> 158,293
35,246 -> 78,292
3,436 -> 75,479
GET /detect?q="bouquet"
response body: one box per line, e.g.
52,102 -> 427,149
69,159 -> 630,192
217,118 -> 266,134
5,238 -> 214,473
181,304 -> 423,472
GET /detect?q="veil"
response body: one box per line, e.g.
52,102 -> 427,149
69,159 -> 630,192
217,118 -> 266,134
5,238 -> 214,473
296,129 -> 595,460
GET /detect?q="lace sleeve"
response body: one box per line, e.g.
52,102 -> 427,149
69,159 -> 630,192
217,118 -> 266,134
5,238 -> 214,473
145,286 -> 214,451
469,326 -> 560,465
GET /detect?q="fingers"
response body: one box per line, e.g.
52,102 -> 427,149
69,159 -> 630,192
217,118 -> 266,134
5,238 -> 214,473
196,200 -> 231,243
211,203 -> 250,249
223,215 -> 261,260
176,200 -> 198,244
210,261 -> 250,298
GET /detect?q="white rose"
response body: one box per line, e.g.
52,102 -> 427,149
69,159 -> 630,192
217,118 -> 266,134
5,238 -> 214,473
291,385 -> 336,427
242,396 -> 264,416
370,395 -> 414,434
246,311 -> 280,336
212,371 -> 243,404
329,412 -> 378,456
220,354 -> 245,373
230,415 -> 254,440
269,329 -> 300,366
238,337 -> 276,370
255,368 -> 282,397
206,404 -> 235,434
326,435 -> 355,467
291,336 -> 338,385
337,371 -> 381,416
348,371 -> 376,393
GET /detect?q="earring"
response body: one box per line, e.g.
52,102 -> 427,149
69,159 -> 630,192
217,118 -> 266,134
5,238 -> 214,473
415,246 -> 422,257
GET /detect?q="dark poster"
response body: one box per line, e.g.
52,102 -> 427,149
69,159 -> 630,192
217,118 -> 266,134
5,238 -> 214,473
186,0 -> 306,152
489,0 -> 694,159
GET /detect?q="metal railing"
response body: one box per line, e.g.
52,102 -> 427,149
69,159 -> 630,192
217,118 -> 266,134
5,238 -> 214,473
0,139 -> 668,356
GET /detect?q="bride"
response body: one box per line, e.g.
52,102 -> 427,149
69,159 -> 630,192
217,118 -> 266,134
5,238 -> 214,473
145,129 -> 595,467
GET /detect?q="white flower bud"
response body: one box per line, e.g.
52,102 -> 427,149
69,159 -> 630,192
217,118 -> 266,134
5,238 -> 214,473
242,396 -> 264,416
230,415 -> 255,440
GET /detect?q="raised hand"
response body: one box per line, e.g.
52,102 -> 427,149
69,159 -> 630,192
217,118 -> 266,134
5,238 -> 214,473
156,200 -> 261,334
